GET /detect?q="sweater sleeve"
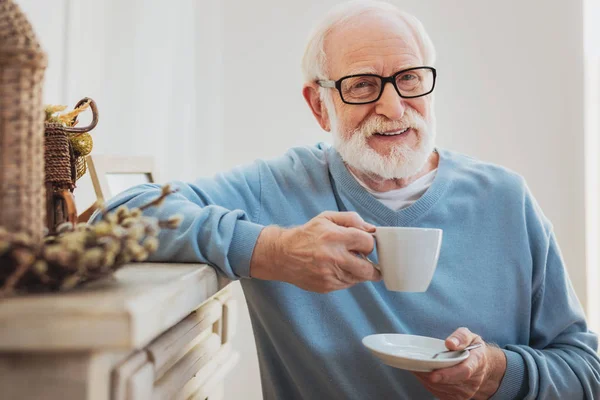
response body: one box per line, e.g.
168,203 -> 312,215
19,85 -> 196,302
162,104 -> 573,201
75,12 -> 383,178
491,188 -> 600,399
89,162 -> 264,280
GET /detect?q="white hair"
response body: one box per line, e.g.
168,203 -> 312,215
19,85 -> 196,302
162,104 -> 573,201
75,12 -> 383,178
301,0 -> 436,83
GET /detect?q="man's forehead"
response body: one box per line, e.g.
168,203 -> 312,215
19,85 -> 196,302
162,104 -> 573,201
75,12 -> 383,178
324,13 -> 422,76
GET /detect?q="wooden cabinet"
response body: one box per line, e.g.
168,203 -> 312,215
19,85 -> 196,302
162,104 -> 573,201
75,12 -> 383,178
0,263 -> 239,400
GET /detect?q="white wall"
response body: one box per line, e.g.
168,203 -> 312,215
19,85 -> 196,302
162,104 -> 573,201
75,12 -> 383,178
18,0 -> 226,216
584,0 -> 600,335
18,1 -> 593,399
19,0 -> 225,181
17,1 -> 68,105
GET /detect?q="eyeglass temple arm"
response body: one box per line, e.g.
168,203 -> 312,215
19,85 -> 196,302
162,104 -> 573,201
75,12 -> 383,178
316,80 -> 336,88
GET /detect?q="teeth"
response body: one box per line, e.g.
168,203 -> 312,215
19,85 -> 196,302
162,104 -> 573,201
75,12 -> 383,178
379,128 -> 409,136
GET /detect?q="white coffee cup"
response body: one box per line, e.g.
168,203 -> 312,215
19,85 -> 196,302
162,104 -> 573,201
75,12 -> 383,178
370,227 -> 443,292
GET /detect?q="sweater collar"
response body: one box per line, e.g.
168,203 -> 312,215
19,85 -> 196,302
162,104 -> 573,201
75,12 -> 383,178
326,145 -> 452,226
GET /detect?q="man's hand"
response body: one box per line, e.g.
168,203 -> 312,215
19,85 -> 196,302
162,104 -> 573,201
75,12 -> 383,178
414,327 -> 507,400
250,211 -> 381,293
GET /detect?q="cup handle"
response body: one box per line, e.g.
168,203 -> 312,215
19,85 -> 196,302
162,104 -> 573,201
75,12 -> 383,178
357,252 -> 380,271
354,232 -> 380,270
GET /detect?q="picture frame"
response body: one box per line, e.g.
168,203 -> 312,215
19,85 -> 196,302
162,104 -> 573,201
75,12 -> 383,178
86,154 -> 156,201
77,155 -> 156,222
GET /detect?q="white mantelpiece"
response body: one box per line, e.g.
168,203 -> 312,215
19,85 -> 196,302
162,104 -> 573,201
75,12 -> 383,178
0,263 -> 238,400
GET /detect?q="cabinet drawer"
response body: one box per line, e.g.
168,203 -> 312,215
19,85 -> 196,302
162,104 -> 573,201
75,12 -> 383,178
147,299 -> 222,380
184,346 -> 239,400
111,293 -> 237,400
152,333 -> 221,400
126,362 -> 154,400
112,352 -> 150,400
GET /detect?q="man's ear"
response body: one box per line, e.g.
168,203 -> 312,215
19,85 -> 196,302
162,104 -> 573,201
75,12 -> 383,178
302,84 -> 331,132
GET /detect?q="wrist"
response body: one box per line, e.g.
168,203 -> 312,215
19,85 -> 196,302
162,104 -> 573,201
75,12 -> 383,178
249,225 -> 285,280
478,346 -> 507,399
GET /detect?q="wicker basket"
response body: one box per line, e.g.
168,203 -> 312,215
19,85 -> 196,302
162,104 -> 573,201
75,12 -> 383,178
44,98 -> 99,234
0,0 -> 47,243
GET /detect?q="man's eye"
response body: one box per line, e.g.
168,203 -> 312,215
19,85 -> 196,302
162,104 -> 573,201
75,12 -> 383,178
399,73 -> 417,81
352,81 -> 376,89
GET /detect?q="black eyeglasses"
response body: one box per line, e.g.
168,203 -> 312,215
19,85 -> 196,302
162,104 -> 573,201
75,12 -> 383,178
317,66 -> 437,105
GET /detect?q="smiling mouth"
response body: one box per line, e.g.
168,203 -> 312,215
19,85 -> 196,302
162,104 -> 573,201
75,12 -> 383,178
373,128 -> 410,137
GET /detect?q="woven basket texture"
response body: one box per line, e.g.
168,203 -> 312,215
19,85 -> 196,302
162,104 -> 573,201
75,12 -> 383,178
0,0 -> 48,243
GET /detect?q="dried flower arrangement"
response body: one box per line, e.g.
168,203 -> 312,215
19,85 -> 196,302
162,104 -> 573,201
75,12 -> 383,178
0,1 -> 184,298
0,184 -> 183,298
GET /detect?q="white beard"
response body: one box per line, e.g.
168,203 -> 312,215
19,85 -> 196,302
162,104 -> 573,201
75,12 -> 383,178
324,93 -> 436,180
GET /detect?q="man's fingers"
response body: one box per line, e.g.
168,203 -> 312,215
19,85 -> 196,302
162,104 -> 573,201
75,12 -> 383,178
321,211 -> 376,232
423,329 -> 487,384
332,267 -> 358,285
427,354 -> 480,384
345,227 -> 376,254
342,253 -> 381,281
446,327 -> 480,350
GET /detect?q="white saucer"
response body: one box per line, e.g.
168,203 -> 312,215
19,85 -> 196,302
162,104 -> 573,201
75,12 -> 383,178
362,334 -> 470,372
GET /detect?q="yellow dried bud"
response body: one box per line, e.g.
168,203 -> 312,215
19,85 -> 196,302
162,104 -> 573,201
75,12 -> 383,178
43,236 -> 57,244
132,248 -> 149,262
165,214 -> 183,229
12,248 -> 35,266
105,213 -> 118,225
44,245 -> 72,266
103,252 -> 116,268
130,208 -> 142,218
75,223 -> 92,232
125,240 -> 143,252
121,217 -> 136,228
112,226 -> 127,238
116,206 -> 130,220
43,245 -> 61,259
33,260 -> 48,274
93,221 -> 113,236
63,239 -> 84,255
60,275 -> 81,291
143,237 -> 159,253
57,222 -> 74,234
81,248 -> 105,269
124,240 -> 146,262
12,232 -> 32,246
161,184 -> 172,195
0,241 -> 10,255
126,225 -> 145,241
146,229 -> 159,238
98,237 -> 120,254
64,230 -> 86,242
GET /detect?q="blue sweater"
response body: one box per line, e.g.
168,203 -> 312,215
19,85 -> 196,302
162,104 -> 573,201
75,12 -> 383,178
97,144 -> 600,399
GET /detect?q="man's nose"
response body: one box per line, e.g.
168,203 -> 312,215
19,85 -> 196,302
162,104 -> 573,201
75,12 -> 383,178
374,82 -> 406,120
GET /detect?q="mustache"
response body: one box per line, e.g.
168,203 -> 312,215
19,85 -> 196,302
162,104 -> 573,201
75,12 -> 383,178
356,109 -> 423,137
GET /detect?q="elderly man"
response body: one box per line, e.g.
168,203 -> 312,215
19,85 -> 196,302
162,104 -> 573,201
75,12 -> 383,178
96,1 -> 600,399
